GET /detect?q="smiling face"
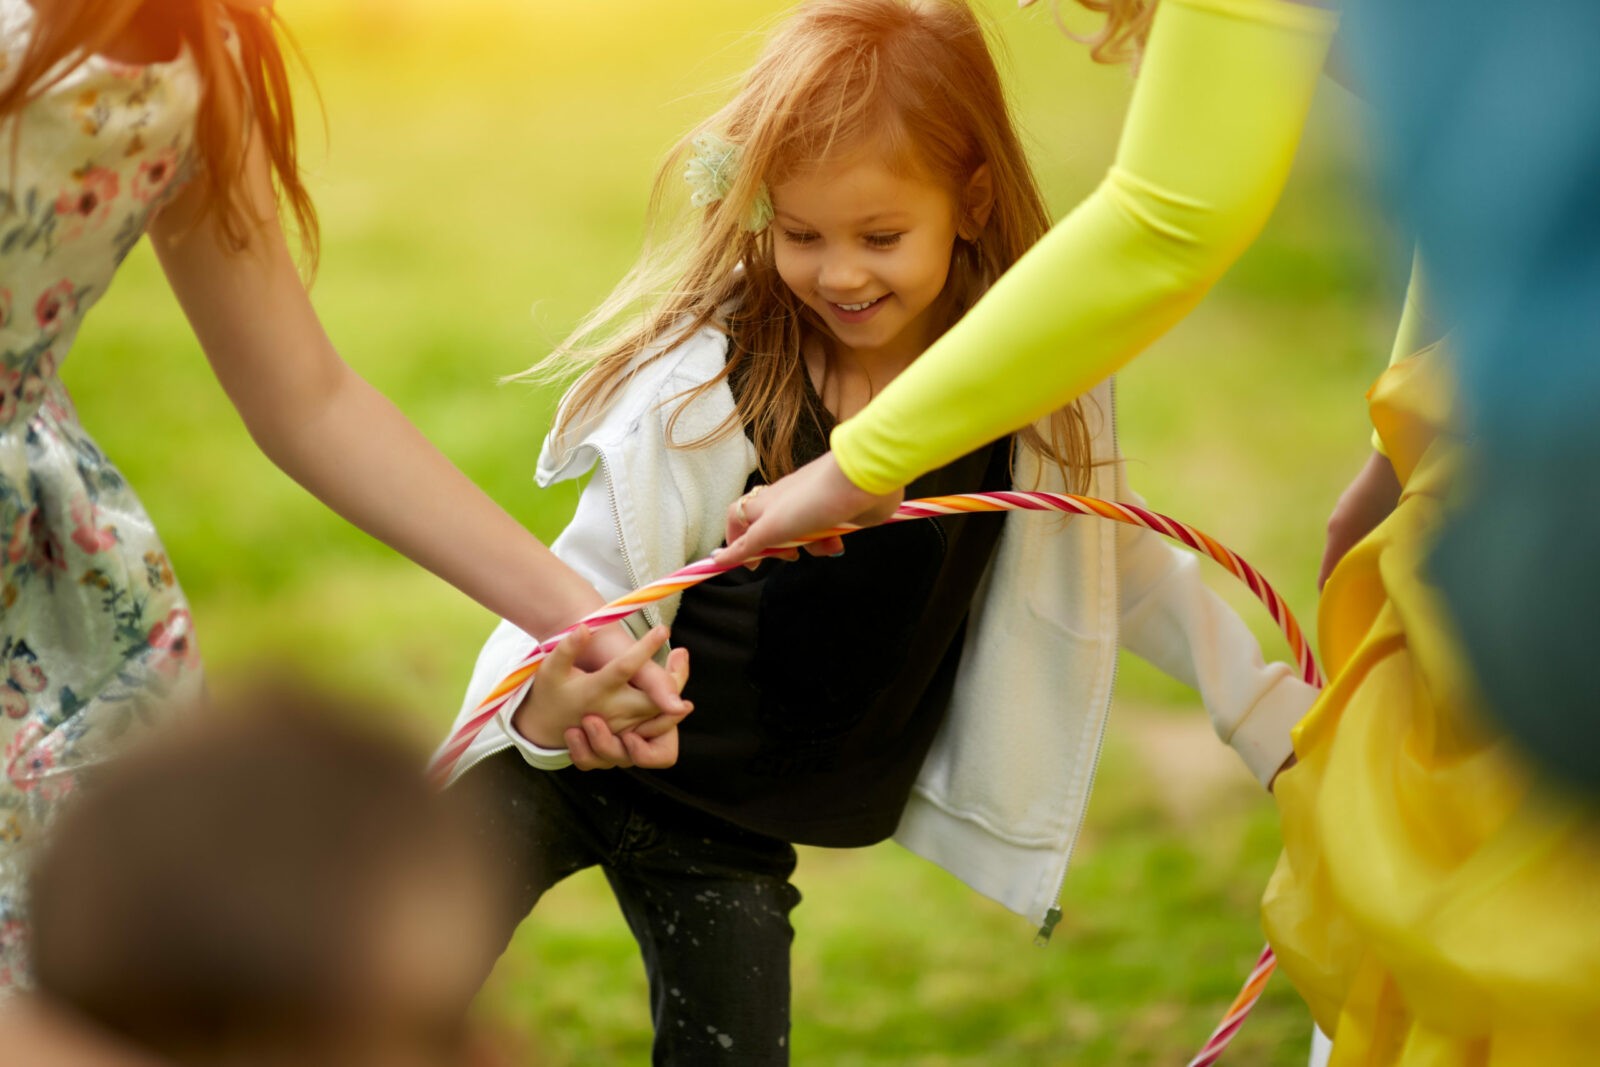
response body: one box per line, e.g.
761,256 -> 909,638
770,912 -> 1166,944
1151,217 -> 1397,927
770,148 -> 968,371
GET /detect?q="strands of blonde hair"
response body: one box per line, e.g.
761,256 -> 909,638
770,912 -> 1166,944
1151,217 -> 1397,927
529,0 -> 1094,492
1,0 -> 320,269
1049,0 -> 1156,67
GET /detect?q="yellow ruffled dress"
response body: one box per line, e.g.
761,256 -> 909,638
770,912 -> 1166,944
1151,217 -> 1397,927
1262,345 -> 1600,1065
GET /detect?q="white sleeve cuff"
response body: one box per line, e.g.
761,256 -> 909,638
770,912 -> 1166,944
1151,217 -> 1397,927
495,702 -> 574,771
1227,674 -> 1317,787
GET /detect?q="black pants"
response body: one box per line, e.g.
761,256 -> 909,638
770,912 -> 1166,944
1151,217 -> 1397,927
462,751 -> 802,1065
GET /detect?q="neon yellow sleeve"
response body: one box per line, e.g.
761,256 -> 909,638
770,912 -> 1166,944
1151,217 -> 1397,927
830,0 -> 1339,493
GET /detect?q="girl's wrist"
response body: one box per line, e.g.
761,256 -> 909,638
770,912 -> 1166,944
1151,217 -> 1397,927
499,697 -> 575,771
501,573 -> 604,641
509,696 -> 571,750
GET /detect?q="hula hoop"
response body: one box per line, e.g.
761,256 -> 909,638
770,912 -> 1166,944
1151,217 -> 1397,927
428,491 -> 1323,1065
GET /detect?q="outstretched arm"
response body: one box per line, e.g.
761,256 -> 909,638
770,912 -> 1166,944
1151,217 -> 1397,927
148,125 -> 688,719
831,0 -> 1338,492
1115,495 -> 1315,787
720,0 -> 1338,562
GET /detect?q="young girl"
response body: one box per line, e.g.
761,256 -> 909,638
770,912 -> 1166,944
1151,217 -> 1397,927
442,0 -> 1314,1059
0,0 -> 685,986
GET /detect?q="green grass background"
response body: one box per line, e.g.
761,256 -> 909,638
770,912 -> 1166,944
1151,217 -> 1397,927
64,1 -> 1405,1062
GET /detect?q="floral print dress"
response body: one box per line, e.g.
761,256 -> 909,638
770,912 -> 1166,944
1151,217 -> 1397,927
0,0 -> 203,986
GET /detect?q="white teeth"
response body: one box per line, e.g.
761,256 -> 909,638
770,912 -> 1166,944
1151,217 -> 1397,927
837,299 -> 877,312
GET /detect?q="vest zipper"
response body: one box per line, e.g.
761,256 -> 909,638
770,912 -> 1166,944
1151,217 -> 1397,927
597,451 -> 656,628
1036,378 -> 1121,945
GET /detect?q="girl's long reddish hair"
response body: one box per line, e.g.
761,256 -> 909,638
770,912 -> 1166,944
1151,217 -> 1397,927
534,0 -> 1094,490
1,0 -> 318,265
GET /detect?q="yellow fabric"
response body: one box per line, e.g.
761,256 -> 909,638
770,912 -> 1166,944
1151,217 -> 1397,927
1262,346 -> 1600,1065
830,0 -> 1338,493
1372,252 -> 1448,455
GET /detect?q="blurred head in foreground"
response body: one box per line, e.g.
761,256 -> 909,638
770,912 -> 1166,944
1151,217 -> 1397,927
25,686 -> 508,1067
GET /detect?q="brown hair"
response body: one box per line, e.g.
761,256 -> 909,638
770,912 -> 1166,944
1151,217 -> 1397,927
0,0 -> 319,266
532,0 -> 1093,490
30,686 -> 500,1064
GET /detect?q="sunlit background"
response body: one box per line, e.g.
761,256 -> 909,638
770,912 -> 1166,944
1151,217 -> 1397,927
66,1 -> 1403,1062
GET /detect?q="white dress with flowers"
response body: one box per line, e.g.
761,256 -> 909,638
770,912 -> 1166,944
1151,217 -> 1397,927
0,0 -> 204,986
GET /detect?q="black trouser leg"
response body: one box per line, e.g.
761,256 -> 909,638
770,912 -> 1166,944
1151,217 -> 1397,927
457,752 -> 802,1065
603,813 -> 800,1065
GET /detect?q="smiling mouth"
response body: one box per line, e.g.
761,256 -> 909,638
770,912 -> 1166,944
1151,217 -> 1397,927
832,296 -> 886,313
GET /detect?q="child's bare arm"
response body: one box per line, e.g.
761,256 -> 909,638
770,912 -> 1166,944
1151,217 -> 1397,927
147,123 -> 687,715
1318,451 -> 1401,590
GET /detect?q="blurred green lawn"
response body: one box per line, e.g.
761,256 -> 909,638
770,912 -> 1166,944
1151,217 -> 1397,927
65,1 -> 1405,1062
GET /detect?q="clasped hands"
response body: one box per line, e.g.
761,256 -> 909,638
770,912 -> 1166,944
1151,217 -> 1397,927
509,623 -> 691,771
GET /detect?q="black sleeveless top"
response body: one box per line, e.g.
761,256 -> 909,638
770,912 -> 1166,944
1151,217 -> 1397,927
629,363 -> 1012,847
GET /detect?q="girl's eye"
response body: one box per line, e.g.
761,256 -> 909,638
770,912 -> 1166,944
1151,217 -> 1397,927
865,233 -> 903,249
781,230 -> 818,246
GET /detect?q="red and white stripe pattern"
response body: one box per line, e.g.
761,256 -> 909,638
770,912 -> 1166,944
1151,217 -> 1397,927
893,493 -> 1321,688
427,490 -> 1323,1064
1186,945 -> 1279,1067
426,552 -> 743,786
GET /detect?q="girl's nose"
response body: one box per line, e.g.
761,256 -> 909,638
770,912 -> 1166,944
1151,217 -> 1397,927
817,252 -> 869,294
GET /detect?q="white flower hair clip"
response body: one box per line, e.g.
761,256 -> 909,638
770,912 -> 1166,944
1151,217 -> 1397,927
684,132 -> 774,234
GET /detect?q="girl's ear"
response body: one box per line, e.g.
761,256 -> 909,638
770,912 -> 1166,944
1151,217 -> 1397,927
961,163 -> 995,239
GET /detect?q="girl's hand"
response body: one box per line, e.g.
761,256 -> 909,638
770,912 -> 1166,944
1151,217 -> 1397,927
716,452 -> 902,567
510,626 -> 690,750
1317,451 -> 1402,590
576,621 -> 693,719
565,646 -> 693,771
